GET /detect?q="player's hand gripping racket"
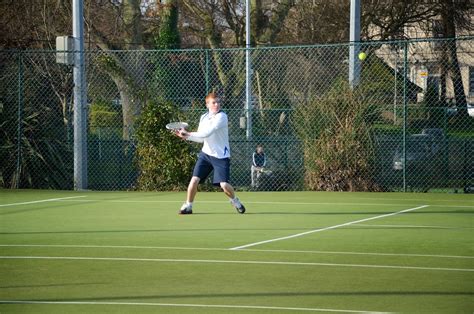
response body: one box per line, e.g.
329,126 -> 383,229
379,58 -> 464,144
259,168 -> 272,175
166,122 -> 189,138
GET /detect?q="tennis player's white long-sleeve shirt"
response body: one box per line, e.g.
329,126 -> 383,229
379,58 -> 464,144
187,111 -> 230,159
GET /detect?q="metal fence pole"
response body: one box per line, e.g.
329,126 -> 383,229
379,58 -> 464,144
73,0 -> 87,190
393,52 -> 398,124
349,0 -> 361,88
15,51 -> 23,189
205,49 -> 209,94
245,0 -> 252,140
402,41 -> 408,192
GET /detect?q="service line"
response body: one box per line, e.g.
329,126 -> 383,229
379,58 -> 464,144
229,205 -> 429,250
0,196 -> 87,208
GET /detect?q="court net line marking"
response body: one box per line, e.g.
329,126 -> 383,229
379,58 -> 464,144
1,244 -> 472,259
59,199 -> 474,208
0,300 -> 388,313
0,255 -> 471,272
0,196 -> 86,208
229,205 -> 429,250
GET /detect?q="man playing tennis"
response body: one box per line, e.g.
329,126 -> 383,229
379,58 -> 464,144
174,92 -> 246,215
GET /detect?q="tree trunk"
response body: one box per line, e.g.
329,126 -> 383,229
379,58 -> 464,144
123,0 -> 143,49
257,0 -> 294,45
111,75 -> 137,141
440,0 -> 467,115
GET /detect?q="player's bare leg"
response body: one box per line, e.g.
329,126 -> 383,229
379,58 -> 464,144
220,182 -> 246,214
179,176 -> 200,215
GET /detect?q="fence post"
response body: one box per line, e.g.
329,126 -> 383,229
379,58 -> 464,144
443,107 -> 448,188
349,0 -> 361,88
73,0 -> 88,190
205,49 -> 209,94
463,140 -> 469,192
15,51 -> 23,189
402,41 -> 408,192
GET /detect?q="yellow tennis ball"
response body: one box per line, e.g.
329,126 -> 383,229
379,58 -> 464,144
358,52 -> 367,61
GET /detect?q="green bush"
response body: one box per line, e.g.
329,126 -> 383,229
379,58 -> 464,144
294,83 -> 382,191
135,99 -> 196,191
89,101 -> 121,126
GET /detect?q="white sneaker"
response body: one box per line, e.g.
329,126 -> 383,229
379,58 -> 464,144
231,197 -> 246,214
179,203 -> 193,215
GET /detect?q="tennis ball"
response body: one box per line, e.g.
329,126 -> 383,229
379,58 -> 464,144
358,52 -> 367,61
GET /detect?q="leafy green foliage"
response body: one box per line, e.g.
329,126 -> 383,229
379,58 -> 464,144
154,2 -> 180,50
294,83 -> 382,191
89,100 -> 122,128
0,55 -> 72,189
135,99 -> 196,191
89,100 -> 122,139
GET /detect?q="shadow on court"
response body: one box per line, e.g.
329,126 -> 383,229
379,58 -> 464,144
18,290 -> 473,303
0,283 -> 106,289
0,227 -> 322,235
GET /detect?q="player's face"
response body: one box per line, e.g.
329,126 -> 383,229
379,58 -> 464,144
206,97 -> 220,114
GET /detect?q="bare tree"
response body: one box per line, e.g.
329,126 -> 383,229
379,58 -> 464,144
1,0 -> 74,125
436,0 -> 472,114
280,0 -> 349,44
179,0 -> 295,105
361,0 -> 439,41
362,0 -> 473,115
180,0 -> 295,47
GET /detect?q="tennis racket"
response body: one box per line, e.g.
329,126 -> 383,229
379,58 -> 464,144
166,122 -> 189,131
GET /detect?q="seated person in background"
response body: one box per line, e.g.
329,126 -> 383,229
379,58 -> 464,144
251,144 -> 267,188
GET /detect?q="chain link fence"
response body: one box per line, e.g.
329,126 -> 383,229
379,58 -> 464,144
1,37 -> 473,192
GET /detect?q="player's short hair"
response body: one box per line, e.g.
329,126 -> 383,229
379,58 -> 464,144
205,92 -> 219,102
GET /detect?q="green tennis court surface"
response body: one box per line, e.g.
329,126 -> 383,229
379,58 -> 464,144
1,190 -> 473,313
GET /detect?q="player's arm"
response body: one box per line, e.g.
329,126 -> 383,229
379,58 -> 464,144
178,115 -> 205,143
181,130 -> 204,143
187,114 -> 227,141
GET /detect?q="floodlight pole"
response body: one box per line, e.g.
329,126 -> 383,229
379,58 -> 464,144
73,0 -> 88,190
245,0 -> 252,140
349,0 -> 361,88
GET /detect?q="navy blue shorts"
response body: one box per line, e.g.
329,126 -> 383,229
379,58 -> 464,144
193,152 -> 230,186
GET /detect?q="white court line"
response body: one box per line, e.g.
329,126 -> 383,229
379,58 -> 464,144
60,199 -> 474,208
1,244 -> 472,259
0,196 -> 86,208
355,224 -> 473,229
355,196 -> 473,203
61,199 -> 406,206
0,255 -> 472,272
230,205 -> 429,250
0,300 -> 387,313
240,248 -> 474,259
